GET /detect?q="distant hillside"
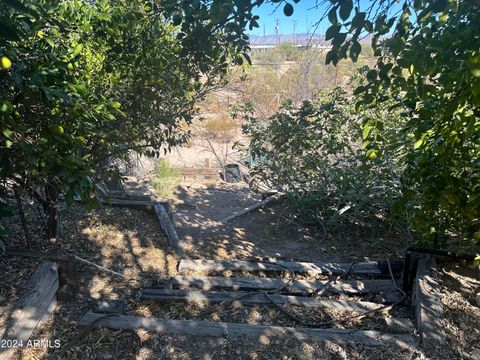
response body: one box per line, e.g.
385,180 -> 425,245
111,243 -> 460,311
248,33 -> 372,46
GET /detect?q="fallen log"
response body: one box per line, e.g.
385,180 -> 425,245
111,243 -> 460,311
79,312 -> 415,347
0,262 -> 59,360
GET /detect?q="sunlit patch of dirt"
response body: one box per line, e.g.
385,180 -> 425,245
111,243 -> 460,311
439,263 -> 480,360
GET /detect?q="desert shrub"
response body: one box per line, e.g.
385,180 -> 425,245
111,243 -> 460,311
151,160 -> 181,198
241,87 -> 406,232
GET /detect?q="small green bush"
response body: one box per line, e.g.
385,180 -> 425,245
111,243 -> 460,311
151,160 -> 181,198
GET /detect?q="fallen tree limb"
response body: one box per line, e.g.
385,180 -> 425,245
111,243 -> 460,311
72,255 -> 130,281
5,248 -> 136,283
220,194 -> 282,223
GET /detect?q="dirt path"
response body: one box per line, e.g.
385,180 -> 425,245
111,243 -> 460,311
169,182 -> 408,262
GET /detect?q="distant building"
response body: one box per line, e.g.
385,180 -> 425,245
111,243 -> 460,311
250,43 -> 332,53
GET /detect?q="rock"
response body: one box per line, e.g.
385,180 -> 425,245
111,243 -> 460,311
475,293 -> 480,307
94,300 -> 126,314
459,322 -> 469,331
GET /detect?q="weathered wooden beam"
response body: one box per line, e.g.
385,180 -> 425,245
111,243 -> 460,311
178,259 -> 384,276
79,312 -> 415,346
159,275 -> 397,296
99,198 -> 157,213
106,191 -> 156,202
141,289 -> 384,312
5,248 -> 80,298
413,255 -> 446,352
154,204 -> 183,255
0,262 -> 59,360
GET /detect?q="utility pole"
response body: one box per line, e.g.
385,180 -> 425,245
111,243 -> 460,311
292,20 -> 298,44
275,18 -> 280,45
305,15 -> 309,47
263,23 -> 266,46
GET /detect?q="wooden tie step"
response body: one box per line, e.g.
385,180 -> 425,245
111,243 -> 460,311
158,275 -> 397,294
178,259 -> 403,277
79,312 -> 415,347
141,289 -> 386,312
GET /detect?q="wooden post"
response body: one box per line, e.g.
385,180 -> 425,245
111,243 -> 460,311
154,204 -> 183,255
413,255 -> 446,352
0,262 -> 59,360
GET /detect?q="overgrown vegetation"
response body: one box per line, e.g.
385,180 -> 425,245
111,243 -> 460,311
242,0 -> 480,248
0,0 -> 256,241
151,160 -> 181,198
241,86 -> 407,232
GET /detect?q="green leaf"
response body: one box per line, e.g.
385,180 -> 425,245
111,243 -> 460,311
325,25 -> 340,41
353,86 -> 365,95
325,50 -> 338,65
3,128 -> 13,138
111,101 -> 121,109
328,7 -> 338,24
351,11 -> 366,29
363,125 -> 373,139
46,38 -> 55,48
360,140 -> 371,150
73,44 -> 83,56
332,32 -> 347,47
172,14 -> 182,26
366,69 -> 377,81
283,3 -> 294,17
339,0 -> 353,21
349,41 -> 361,62
414,138 -> 423,149
474,255 -> 480,268
472,69 -> 480,78
243,52 -> 252,65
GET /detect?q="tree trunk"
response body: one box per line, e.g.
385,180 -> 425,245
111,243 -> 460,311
45,184 -> 63,239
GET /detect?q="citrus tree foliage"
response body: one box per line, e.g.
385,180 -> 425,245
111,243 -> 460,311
241,88 -> 406,230
0,0 -> 258,239
313,0 -> 480,246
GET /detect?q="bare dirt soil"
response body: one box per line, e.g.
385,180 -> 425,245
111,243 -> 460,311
0,181 -> 479,359
172,182 -> 408,262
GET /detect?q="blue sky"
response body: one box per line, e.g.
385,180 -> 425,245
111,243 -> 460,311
248,1 -> 330,36
247,0 -> 403,36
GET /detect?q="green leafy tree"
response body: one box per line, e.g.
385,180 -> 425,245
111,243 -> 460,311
0,0 -> 259,240
251,0 -> 479,246
316,0 -> 480,246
